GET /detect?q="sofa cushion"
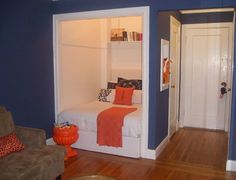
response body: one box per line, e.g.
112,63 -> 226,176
0,132 -> 25,158
0,146 -> 65,180
0,112 -> 15,137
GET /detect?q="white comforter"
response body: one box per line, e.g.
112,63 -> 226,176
58,101 -> 142,138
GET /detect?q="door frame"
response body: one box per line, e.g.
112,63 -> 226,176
180,22 -> 233,132
53,6 -> 153,159
168,16 -> 181,137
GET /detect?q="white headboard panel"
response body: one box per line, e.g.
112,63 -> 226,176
111,68 -> 142,81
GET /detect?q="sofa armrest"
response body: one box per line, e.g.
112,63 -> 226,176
15,126 -> 46,148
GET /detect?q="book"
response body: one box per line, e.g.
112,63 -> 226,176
122,31 -> 128,41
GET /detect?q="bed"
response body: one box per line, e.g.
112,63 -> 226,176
58,95 -> 142,158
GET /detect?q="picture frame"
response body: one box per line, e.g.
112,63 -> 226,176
160,39 -> 170,91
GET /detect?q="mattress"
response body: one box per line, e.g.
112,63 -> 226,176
58,101 -> 142,138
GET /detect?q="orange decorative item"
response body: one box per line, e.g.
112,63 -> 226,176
53,124 -> 79,160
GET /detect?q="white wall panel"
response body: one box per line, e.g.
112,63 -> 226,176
59,20 -> 103,112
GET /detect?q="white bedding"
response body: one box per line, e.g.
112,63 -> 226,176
58,101 -> 142,138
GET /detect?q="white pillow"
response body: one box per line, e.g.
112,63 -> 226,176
106,89 -> 115,102
132,90 -> 142,104
107,89 -> 142,104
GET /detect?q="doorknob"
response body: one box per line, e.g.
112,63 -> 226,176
220,82 -> 227,98
171,85 -> 175,88
221,82 -> 227,87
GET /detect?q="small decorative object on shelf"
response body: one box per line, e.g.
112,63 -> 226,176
110,28 -> 142,42
110,28 -> 125,41
53,123 -> 79,160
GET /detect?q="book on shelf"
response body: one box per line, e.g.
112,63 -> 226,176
110,28 -> 142,42
122,31 -> 128,41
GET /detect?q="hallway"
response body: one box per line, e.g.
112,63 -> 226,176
158,128 -> 227,169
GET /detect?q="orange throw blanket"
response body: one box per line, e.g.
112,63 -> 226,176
97,107 -> 137,147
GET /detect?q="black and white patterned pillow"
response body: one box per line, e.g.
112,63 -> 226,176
107,81 -> 117,89
98,89 -> 112,102
117,77 -> 142,90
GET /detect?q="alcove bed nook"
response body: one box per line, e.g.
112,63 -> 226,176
54,15 -> 145,158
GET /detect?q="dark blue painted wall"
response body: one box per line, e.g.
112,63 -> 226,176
182,12 -> 234,24
1,0 -> 236,160
0,0 -> 54,138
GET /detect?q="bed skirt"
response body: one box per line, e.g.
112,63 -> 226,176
71,130 -> 141,158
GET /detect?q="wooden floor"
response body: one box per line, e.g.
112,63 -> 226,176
62,128 -> 236,180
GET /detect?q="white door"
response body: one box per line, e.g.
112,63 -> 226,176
180,23 -> 232,130
169,16 -> 181,137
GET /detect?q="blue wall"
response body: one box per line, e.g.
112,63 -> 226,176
1,0 -> 236,160
0,0 -> 54,138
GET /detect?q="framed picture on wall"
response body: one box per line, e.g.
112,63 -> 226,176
160,39 -> 170,91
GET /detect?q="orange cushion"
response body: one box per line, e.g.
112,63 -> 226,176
113,86 -> 134,105
0,132 -> 25,158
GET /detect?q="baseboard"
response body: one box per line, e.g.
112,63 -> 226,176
46,137 -> 56,145
141,148 -> 156,160
155,135 -> 169,158
142,135 -> 169,160
226,160 -> 236,172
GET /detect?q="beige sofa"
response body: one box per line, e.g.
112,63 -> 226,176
0,106 -> 65,180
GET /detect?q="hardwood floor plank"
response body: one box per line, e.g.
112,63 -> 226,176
62,128 -> 236,180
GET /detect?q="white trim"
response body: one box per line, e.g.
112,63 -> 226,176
53,16 -> 60,123
168,16 -> 181,137
226,160 -> 236,172
53,6 -> 150,159
129,135 -> 169,160
142,148 -> 156,160
224,22 -> 233,132
155,135 -> 169,157
180,8 -> 234,14
46,138 -> 56,145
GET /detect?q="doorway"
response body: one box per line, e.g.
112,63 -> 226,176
163,8 -> 235,171
180,23 -> 233,131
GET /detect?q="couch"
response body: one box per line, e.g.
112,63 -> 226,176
0,106 -> 65,180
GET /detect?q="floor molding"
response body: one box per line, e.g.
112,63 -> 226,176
155,135 -> 169,158
142,136 -> 169,160
226,160 -> 236,172
142,148 -> 156,160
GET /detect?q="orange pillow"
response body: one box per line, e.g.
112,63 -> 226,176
0,132 -> 25,158
113,86 -> 134,105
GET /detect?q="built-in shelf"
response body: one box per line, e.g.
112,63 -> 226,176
108,41 -> 142,43
108,41 -> 142,49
